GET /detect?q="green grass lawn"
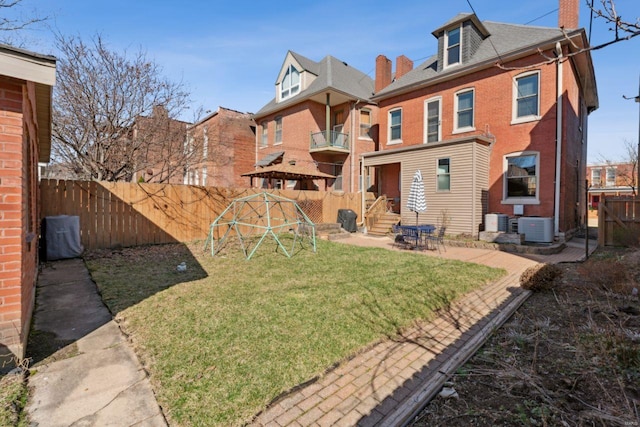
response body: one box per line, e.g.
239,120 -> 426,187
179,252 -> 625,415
85,237 -> 504,426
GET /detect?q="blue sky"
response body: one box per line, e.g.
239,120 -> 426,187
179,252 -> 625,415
13,0 -> 640,163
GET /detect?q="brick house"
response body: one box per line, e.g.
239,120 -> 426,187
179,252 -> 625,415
132,105 -> 190,184
0,44 -> 56,366
251,51 -> 378,192
362,0 -> 598,239
587,162 -> 636,210
185,107 -> 256,187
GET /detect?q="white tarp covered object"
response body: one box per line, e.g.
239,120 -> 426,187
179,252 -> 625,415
45,215 -> 84,260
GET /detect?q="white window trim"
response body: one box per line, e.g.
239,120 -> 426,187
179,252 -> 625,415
444,25 -> 462,69
388,108 -> 403,145
511,70 -> 541,124
501,151 -> 541,205
453,88 -> 475,134
423,96 -> 442,144
359,108 -> 373,140
436,157 -> 451,192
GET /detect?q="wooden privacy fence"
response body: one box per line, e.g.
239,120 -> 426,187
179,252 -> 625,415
598,196 -> 640,246
40,180 -> 365,251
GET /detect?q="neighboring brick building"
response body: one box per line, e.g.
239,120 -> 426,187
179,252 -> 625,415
587,162 -> 636,210
252,52 -> 377,192
185,107 -> 256,187
0,44 -> 56,366
361,0 -> 597,238
132,105 -> 190,184
251,0 -> 597,240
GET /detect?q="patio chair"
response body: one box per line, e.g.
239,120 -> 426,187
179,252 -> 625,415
426,226 -> 446,252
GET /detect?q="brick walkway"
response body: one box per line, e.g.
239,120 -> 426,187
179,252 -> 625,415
250,235 -> 597,427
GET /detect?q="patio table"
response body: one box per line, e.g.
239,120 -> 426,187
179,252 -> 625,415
398,224 -> 435,250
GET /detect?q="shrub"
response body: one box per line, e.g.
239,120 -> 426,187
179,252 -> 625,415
520,264 -> 562,291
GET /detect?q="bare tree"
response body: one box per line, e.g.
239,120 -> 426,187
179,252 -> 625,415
52,34 -> 199,182
0,0 -> 46,45
497,0 -> 639,70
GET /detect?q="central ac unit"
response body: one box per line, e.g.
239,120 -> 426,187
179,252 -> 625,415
518,217 -> 554,243
485,213 -> 508,232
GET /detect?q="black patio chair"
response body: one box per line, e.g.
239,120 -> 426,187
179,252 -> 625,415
426,226 -> 446,252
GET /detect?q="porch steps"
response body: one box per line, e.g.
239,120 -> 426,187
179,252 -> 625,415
368,212 -> 401,237
315,223 -> 352,241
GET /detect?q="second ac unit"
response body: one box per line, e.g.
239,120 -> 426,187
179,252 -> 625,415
518,217 -> 554,243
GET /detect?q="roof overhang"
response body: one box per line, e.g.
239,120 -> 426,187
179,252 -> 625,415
0,44 -> 56,163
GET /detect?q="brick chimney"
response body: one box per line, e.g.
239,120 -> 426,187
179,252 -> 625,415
558,0 -> 579,28
395,55 -> 414,80
375,55 -> 392,92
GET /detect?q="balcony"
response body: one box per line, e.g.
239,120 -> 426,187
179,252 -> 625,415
310,130 -> 350,153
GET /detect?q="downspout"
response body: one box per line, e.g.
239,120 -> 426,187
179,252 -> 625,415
361,159 -> 366,232
554,42 -> 563,237
350,101 -> 356,193
472,141 -> 476,236
325,93 -> 331,148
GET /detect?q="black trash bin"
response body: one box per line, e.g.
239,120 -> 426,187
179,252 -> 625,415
337,209 -> 358,232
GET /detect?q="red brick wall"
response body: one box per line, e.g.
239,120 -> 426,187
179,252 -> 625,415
376,49 -> 587,232
0,77 -> 37,361
255,99 -> 377,192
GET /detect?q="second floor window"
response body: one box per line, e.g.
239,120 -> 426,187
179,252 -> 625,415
260,122 -> 268,147
280,65 -> 300,100
275,117 -> 282,144
455,89 -> 474,131
445,26 -> 461,67
514,72 -> 540,120
359,109 -> 372,138
591,169 -> 601,186
425,98 -> 441,143
389,109 -> 402,142
606,167 -> 616,186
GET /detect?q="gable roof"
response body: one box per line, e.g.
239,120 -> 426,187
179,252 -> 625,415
373,18 -> 598,110
254,51 -> 374,119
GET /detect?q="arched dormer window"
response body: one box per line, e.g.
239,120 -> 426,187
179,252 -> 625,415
281,65 -> 300,100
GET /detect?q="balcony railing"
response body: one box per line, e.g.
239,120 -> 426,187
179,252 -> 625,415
310,130 -> 350,152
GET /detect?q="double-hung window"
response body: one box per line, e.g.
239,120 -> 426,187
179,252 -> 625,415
274,116 -> 282,144
591,169 -> 601,187
425,97 -> 441,143
280,65 -> 300,100
445,26 -> 461,67
606,167 -> 616,187
260,122 -> 268,147
504,152 -> 539,202
437,158 -> 450,191
513,71 -> 540,122
455,89 -> 474,132
389,108 -> 402,143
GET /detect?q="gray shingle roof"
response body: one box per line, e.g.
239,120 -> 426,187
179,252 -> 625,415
374,19 -> 574,99
254,51 -> 374,118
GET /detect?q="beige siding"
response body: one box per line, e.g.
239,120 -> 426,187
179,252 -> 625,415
363,138 -> 490,236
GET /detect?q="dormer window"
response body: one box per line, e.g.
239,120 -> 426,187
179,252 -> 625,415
281,65 -> 300,100
445,26 -> 461,67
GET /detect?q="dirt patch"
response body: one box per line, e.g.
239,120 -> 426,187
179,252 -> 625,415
412,246 -> 640,427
